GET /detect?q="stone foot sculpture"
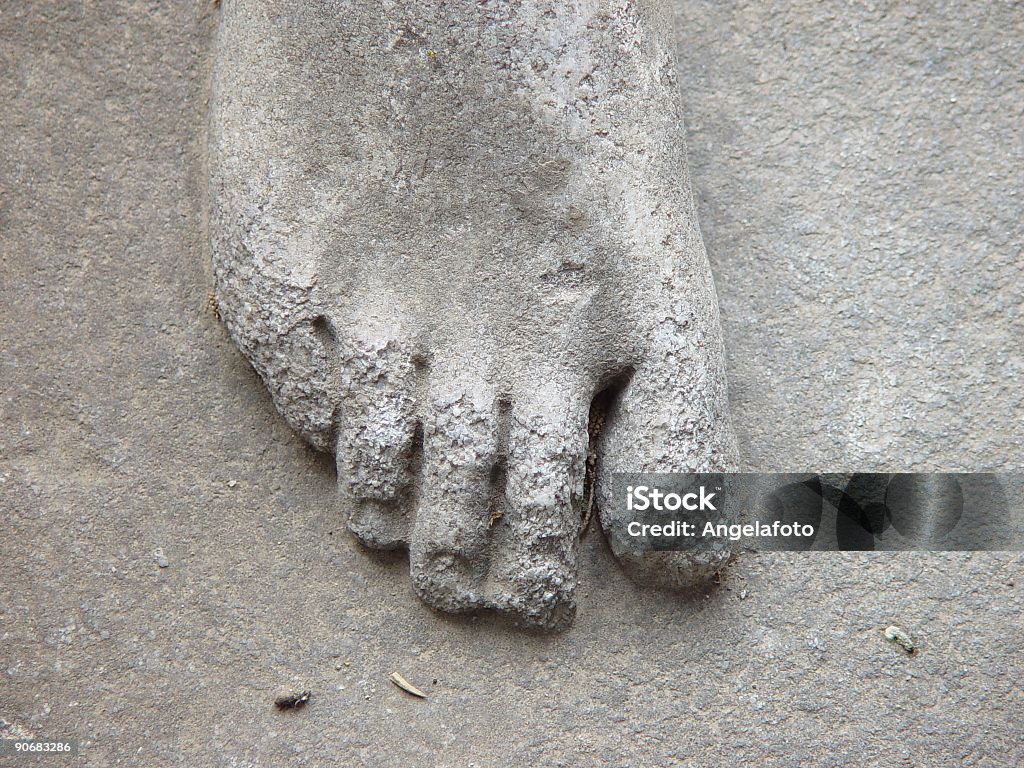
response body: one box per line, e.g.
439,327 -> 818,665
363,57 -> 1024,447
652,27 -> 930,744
208,0 -> 737,630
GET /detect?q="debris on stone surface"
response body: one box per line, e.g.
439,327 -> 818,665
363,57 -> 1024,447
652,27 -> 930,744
884,625 -> 916,654
0,716 -> 35,740
389,672 -> 427,698
153,548 -> 169,568
274,688 -> 311,709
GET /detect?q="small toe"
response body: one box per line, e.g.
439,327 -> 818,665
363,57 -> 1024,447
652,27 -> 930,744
335,341 -> 419,550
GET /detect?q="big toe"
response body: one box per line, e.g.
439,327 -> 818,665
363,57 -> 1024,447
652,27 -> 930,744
595,360 -> 737,590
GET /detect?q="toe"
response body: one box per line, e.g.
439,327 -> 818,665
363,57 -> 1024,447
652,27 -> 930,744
486,387 -> 589,631
335,339 -> 419,550
596,346 -> 737,589
409,386 -> 500,614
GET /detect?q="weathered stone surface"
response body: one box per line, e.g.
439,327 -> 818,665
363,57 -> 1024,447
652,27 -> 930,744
2,1 -> 1021,765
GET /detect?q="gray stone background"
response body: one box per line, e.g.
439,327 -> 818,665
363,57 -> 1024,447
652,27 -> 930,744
1,1 -> 1020,766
